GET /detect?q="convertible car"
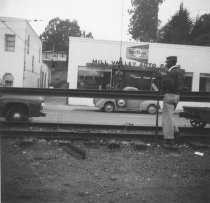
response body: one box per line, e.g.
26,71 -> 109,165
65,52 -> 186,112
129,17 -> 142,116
93,87 -> 160,114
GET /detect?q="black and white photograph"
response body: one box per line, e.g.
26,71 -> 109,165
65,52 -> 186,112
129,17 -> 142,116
0,0 -> 210,202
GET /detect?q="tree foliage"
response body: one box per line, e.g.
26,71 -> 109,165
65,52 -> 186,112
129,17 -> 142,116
40,17 -> 93,51
81,30 -> 93,38
159,3 -> 193,44
190,14 -> 210,46
128,0 -> 164,42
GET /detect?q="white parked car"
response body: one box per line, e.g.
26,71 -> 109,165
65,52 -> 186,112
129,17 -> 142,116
93,87 -> 160,114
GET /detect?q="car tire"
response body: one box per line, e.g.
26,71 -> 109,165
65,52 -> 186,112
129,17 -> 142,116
190,119 -> 206,128
104,102 -> 115,112
147,104 -> 157,114
5,107 -> 29,121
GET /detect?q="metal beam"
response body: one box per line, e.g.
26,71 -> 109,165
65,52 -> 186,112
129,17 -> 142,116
1,121 -> 209,140
1,87 -> 210,102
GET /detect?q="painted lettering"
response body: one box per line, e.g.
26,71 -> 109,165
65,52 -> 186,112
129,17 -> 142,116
148,63 -> 152,67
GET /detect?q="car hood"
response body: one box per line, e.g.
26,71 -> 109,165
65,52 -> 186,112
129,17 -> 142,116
0,94 -> 44,103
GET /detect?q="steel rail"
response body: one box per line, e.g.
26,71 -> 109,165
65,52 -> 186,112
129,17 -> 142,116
1,121 -> 209,141
1,87 -> 210,102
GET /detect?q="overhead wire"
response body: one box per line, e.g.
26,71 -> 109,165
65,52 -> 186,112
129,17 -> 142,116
119,0 -> 124,61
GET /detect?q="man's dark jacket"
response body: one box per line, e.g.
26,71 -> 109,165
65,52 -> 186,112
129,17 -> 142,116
162,66 -> 185,94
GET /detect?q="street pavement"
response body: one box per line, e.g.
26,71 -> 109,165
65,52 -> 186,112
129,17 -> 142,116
35,100 -> 192,127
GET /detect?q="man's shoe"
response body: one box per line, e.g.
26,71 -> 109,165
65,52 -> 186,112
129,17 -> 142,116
163,140 -> 179,151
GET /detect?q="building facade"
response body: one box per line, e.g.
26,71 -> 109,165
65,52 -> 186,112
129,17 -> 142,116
0,16 -> 50,87
42,50 -> 68,88
67,37 -> 210,107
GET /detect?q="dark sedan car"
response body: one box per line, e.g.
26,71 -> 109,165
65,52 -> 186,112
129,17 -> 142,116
0,94 -> 45,121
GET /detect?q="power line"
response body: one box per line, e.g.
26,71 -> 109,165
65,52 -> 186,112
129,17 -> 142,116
1,19 -> 44,22
28,19 -> 43,22
119,0 -> 124,61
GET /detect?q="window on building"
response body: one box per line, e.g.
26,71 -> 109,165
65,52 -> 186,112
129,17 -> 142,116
44,73 -> 46,88
142,77 -> 152,90
183,72 -> 193,91
3,73 -> 14,87
124,71 -> 152,90
4,80 -> 13,87
32,56 -> 34,72
199,73 -> 210,92
77,66 -> 112,90
5,34 -> 15,52
39,48 -> 41,62
27,35 -> 30,54
40,71 -> 44,88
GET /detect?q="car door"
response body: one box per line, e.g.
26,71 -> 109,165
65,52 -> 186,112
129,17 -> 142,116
126,98 -> 140,111
123,87 -> 139,111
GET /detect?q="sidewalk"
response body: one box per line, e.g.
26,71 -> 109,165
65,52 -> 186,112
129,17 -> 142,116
44,102 -> 184,114
44,103 -> 98,111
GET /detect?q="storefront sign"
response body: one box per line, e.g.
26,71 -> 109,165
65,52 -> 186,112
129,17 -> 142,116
88,59 -> 164,69
126,44 -> 149,63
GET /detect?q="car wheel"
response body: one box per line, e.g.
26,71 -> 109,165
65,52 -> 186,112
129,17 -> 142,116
104,102 -> 115,112
190,119 -> 206,128
5,107 -> 29,121
147,104 -> 157,114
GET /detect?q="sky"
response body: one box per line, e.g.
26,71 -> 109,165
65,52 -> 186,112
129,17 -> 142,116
0,0 -> 210,42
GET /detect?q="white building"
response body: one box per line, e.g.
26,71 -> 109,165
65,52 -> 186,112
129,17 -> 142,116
67,37 -> 210,107
42,50 -> 68,88
0,16 -> 50,88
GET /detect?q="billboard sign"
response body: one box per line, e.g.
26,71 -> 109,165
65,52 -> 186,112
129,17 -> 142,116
126,44 -> 149,63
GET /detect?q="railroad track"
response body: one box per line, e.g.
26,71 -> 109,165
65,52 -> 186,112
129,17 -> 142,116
1,121 -> 210,141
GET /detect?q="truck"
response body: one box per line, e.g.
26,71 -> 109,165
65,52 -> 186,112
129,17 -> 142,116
0,94 -> 46,121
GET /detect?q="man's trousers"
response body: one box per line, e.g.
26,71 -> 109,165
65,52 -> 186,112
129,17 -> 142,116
162,93 -> 180,140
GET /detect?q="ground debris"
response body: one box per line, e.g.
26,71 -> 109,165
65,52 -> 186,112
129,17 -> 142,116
108,140 -> 121,149
58,142 -> 86,159
194,151 -> 204,156
189,141 -> 210,150
132,140 -> 148,150
2,138 -> 210,203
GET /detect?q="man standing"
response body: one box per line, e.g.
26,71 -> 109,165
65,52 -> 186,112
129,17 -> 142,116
161,56 -> 185,149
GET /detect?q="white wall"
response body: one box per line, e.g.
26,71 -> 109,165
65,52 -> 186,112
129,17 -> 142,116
0,17 -> 46,88
22,20 -> 43,87
41,62 -> 51,88
68,38 -> 138,105
149,43 -> 210,91
68,37 -> 139,89
0,16 -> 25,87
68,37 -> 210,106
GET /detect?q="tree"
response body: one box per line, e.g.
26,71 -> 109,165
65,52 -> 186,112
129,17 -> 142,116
40,17 -> 93,51
128,0 -> 164,42
190,14 -> 210,46
159,3 -> 193,44
81,30 -> 94,38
